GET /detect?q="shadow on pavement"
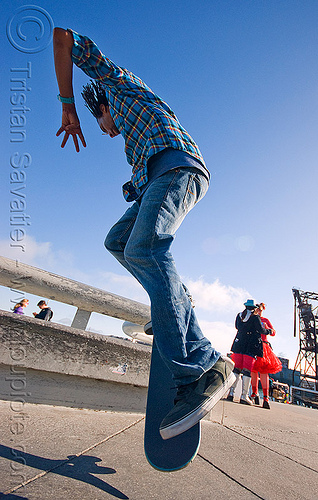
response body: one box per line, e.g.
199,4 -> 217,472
0,444 -> 129,499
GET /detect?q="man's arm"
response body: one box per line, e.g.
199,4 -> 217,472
53,27 -> 86,152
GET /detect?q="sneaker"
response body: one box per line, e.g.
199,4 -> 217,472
226,393 -> 234,402
159,356 -> 235,440
263,398 -> 270,409
251,393 -> 260,406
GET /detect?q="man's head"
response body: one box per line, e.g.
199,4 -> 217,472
37,300 -> 47,309
81,81 -> 119,138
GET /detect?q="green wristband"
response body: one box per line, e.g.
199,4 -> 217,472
57,94 -> 75,104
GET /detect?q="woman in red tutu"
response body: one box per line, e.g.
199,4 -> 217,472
228,299 -> 268,405
251,303 -> 282,409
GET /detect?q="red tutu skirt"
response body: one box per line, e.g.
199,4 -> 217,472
252,341 -> 282,374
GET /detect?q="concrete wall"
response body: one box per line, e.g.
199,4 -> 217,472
0,310 -> 151,412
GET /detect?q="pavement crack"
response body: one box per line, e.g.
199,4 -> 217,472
233,429 -> 318,455
197,453 -> 266,499
221,424 -> 318,474
2,416 -> 145,496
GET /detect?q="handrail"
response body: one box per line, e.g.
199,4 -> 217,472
290,385 -> 317,395
0,256 -> 150,329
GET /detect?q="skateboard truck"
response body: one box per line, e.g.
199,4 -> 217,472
144,321 -> 153,335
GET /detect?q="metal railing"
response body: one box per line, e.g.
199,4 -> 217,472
0,256 -> 150,330
290,385 -> 318,409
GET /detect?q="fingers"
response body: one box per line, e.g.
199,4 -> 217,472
61,132 -> 69,149
57,126 -> 86,152
79,132 -> 87,148
56,127 -> 64,137
61,131 -> 85,152
72,134 -> 79,153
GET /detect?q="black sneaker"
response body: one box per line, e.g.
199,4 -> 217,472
159,356 -> 235,440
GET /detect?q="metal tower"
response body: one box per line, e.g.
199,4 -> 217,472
292,288 -> 318,390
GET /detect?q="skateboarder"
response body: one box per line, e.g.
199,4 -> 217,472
53,27 -> 235,439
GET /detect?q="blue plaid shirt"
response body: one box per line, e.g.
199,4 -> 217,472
69,29 -> 207,201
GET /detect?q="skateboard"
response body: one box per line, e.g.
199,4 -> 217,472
144,323 -> 201,472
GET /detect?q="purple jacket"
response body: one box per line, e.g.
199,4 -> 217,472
13,306 -> 24,315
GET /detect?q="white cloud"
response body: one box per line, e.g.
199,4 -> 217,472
180,277 -> 252,354
184,276 -> 251,314
0,236 -> 47,261
0,236 -> 74,270
198,320 -> 236,355
97,271 -> 149,303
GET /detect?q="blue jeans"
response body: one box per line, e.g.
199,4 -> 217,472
105,168 -> 220,386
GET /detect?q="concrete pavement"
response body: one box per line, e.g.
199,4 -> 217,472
1,399 -> 317,499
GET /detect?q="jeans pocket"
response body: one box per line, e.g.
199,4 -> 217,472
182,172 -> 208,211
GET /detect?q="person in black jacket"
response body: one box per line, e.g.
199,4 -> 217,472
33,300 -> 53,321
227,299 -> 267,405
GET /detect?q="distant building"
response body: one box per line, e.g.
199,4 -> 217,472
279,357 -> 289,370
271,357 -> 301,387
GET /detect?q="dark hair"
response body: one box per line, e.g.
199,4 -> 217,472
81,80 -> 108,118
37,300 -> 47,307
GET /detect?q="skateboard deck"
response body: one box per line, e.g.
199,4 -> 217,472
144,337 -> 201,472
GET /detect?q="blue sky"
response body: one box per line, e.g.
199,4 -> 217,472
1,0 -> 318,366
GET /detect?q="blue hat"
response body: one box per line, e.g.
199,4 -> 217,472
244,299 -> 257,308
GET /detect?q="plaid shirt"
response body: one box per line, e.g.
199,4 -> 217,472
69,29 -> 206,201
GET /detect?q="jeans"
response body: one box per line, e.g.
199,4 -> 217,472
105,168 -> 220,386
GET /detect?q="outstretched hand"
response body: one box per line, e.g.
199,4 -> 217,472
56,106 -> 86,152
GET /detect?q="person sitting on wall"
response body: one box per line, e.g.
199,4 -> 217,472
33,300 -> 53,321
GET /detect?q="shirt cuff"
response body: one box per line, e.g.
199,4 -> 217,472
67,28 -> 87,66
